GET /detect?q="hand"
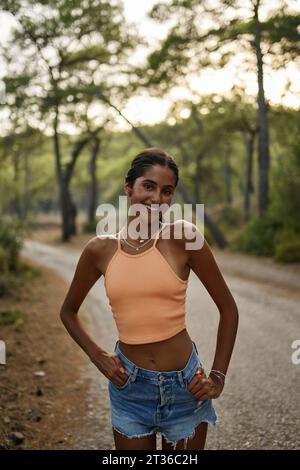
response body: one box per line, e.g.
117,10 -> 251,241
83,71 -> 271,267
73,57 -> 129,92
89,347 -> 129,388
187,367 -> 224,400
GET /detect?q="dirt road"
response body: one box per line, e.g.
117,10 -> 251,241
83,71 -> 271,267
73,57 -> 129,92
22,240 -> 300,450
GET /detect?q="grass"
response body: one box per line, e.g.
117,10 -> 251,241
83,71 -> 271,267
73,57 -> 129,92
0,309 -> 26,331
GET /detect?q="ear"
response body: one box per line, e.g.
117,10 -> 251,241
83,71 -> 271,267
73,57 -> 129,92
124,183 -> 132,196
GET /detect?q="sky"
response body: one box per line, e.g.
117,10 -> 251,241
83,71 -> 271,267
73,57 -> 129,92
120,0 -> 300,128
0,0 -> 299,131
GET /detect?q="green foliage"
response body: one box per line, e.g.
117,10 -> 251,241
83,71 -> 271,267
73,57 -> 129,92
0,309 -> 25,327
203,226 -> 214,246
269,138 -> 300,234
274,230 -> 300,263
0,246 -> 8,273
233,218 -> 300,263
0,219 -> 33,296
231,109 -> 300,262
263,14 -> 300,52
215,205 -> 244,228
0,272 -> 19,297
232,214 -> 282,257
82,220 -> 97,234
214,205 -> 245,245
62,46 -> 111,67
22,265 -> 39,280
0,219 -> 23,273
146,1 -> 300,92
0,261 -> 39,297
1,0 -> 299,256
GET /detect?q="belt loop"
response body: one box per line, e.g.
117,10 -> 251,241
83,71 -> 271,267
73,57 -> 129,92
131,365 -> 138,383
177,371 -> 185,388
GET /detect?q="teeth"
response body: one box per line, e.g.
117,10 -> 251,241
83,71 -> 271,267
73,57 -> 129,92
144,205 -> 159,211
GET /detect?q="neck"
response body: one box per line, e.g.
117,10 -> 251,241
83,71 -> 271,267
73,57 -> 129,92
124,218 -> 162,241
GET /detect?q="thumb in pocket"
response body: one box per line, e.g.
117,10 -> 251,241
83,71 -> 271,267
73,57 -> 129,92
195,367 -> 204,376
113,355 -> 125,374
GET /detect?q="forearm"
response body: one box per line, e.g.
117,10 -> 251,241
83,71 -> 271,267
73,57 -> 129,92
60,310 -> 104,360
210,305 -> 239,375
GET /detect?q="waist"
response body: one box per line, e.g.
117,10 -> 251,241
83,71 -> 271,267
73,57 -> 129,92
118,328 -> 193,371
115,336 -> 199,378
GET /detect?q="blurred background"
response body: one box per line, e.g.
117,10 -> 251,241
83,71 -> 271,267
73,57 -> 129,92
0,0 -> 299,451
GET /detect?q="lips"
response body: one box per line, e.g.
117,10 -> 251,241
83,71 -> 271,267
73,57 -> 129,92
143,204 -> 160,212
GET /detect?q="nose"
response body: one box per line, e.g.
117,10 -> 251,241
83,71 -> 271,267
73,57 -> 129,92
151,190 -> 162,205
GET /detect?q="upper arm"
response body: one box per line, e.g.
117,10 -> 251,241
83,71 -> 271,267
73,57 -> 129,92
60,238 -> 103,314
183,222 -> 236,312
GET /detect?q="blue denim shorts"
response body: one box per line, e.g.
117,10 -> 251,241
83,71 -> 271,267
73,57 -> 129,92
108,340 -> 218,450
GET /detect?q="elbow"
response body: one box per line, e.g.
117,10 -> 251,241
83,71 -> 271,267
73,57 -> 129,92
233,305 -> 239,326
229,301 -> 239,321
59,308 -> 67,325
59,307 -> 75,324
220,301 -> 239,322
231,304 -> 239,331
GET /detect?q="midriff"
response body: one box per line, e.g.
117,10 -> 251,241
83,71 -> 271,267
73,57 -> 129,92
118,328 -> 193,371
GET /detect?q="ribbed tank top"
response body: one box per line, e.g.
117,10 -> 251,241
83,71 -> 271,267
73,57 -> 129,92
104,223 -> 189,344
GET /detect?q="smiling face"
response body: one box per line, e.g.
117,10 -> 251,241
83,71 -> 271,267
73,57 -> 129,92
124,164 -> 176,227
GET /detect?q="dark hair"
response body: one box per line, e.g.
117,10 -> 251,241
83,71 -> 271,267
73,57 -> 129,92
125,147 -> 179,188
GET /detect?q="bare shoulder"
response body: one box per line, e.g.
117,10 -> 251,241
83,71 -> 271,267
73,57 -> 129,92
166,220 -> 204,248
82,233 -> 117,261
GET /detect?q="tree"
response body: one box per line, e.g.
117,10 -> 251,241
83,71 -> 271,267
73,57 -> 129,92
144,0 -> 300,215
0,127 -> 45,219
1,0 -> 138,240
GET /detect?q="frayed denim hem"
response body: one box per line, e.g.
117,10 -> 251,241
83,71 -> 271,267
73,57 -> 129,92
160,417 -> 218,451
112,425 -> 157,441
112,417 -> 218,451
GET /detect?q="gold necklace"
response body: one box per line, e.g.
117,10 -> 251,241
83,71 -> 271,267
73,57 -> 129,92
120,223 -> 163,251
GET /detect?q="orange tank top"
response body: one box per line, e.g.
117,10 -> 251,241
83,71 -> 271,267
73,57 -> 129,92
104,223 -> 189,344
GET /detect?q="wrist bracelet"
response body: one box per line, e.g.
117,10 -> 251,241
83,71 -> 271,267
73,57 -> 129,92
209,370 -> 225,385
209,372 -> 224,386
210,369 -> 226,380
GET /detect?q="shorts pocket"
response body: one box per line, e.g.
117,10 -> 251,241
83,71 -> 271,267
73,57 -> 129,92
110,372 -> 132,391
185,360 -> 204,390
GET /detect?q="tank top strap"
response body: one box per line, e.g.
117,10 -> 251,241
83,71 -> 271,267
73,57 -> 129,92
116,228 -> 121,251
153,222 -> 165,247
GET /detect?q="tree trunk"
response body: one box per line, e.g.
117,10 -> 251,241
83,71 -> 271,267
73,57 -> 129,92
177,180 -> 228,248
194,152 -> 202,203
22,151 -> 30,219
254,0 -> 270,215
88,136 -> 100,224
53,107 -> 90,241
53,109 -> 72,241
244,133 -> 255,223
223,148 -> 232,206
12,152 -> 21,218
58,176 -> 73,241
69,197 -> 77,236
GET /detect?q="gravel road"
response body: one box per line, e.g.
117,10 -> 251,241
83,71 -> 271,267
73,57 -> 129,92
22,240 -> 300,450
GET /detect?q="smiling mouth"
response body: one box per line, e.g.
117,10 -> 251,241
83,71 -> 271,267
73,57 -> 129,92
143,204 -> 160,212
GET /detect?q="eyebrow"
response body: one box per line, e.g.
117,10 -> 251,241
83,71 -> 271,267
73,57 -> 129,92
143,179 -> 175,189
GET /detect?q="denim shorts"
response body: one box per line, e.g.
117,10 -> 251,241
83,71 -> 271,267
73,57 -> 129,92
108,340 -> 218,450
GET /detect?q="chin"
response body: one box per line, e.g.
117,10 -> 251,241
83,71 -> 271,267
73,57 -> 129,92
141,214 -> 160,226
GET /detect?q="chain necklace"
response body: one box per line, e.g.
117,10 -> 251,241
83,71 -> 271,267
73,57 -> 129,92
120,222 -> 163,251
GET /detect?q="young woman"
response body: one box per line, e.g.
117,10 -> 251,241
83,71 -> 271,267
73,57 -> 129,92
60,147 -> 239,451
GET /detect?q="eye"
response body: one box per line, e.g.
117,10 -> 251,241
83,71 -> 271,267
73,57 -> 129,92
164,189 -> 172,196
144,184 -> 153,190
